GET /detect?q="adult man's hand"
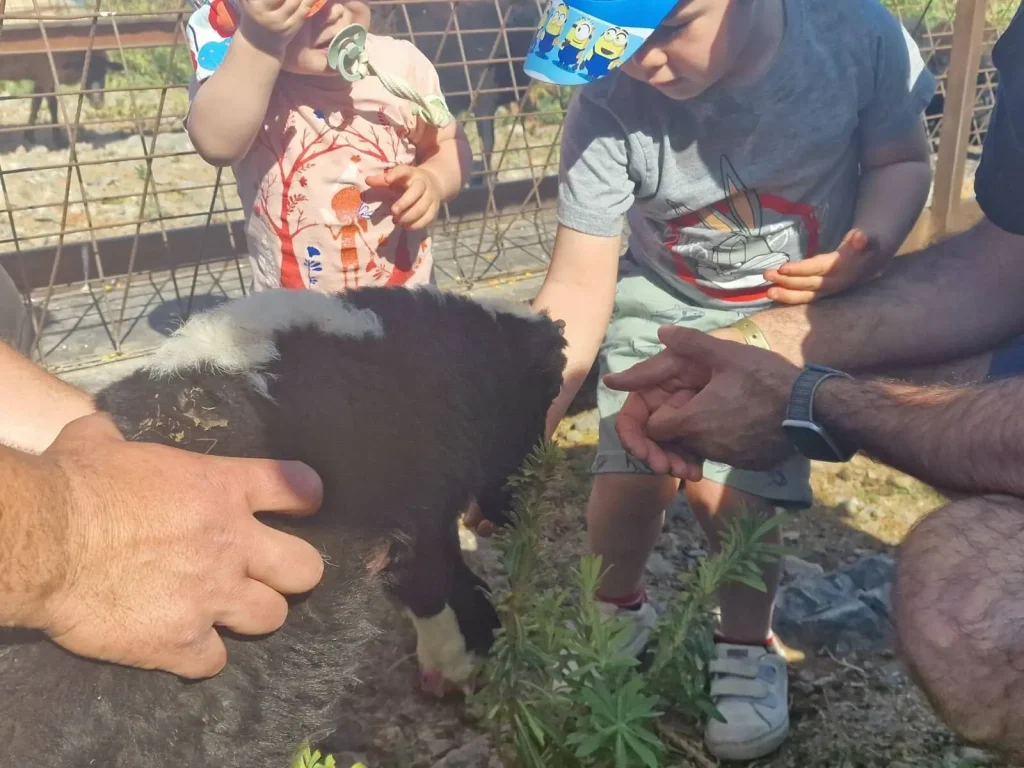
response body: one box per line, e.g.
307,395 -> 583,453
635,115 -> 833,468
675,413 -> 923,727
603,326 -> 802,476
24,412 -> 325,679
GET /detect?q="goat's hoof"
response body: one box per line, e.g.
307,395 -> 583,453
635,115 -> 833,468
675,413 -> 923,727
418,668 -> 468,698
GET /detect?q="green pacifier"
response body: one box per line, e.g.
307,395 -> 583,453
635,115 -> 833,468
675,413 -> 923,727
325,23 -> 454,128
327,24 -> 369,82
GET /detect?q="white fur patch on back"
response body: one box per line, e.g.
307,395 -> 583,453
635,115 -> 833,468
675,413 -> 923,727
146,290 -> 384,393
408,605 -> 476,685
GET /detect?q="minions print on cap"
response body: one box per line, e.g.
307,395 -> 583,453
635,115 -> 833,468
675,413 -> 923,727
524,0 -> 679,86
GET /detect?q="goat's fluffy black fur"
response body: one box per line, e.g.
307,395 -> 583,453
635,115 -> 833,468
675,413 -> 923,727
0,286 -> 566,767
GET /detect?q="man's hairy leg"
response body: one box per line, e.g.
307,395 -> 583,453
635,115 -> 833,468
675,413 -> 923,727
897,495 -> 1024,757
873,351 -> 993,387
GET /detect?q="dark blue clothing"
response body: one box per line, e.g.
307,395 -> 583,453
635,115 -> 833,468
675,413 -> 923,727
557,43 -> 580,69
536,30 -> 558,57
583,52 -> 615,79
975,2 -> 1024,235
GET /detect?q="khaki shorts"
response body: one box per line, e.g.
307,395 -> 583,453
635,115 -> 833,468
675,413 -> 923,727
593,257 -> 813,508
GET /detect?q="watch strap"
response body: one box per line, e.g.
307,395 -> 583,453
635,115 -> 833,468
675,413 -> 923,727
786,365 -> 849,423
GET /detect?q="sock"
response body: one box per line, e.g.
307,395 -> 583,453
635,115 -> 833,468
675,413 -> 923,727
597,589 -> 646,611
715,630 -> 775,648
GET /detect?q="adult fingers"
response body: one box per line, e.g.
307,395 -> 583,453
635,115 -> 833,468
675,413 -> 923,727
644,388 -> 712,445
167,628 -> 228,680
614,393 -> 655,461
214,579 -> 290,636
246,524 -> 325,594
224,457 -> 324,517
656,325 -> 735,367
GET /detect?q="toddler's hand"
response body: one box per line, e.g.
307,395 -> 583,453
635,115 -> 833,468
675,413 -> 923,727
239,0 -> 316,55
366,165 -> 442,231
764,228 -> 881,305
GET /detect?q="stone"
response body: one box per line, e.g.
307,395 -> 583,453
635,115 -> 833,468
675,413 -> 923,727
859,584 -> 893,619
431,736 -> 494,768
845,554 -> 896,592
776,599 -> 887,654
781,555 -> 825,584
959,746 -> 995,764
645,552 -> 677,580
773,556 -> 897,653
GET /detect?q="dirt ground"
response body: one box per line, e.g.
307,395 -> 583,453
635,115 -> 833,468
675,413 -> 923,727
319,405 -> 1013,768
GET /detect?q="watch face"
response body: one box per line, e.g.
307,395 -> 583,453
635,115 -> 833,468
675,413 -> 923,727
783,422 -> 843,462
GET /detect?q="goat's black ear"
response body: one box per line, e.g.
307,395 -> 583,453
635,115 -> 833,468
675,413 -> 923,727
553,318 -> 566,334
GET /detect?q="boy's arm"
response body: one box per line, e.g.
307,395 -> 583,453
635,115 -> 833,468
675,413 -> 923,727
765,123 -> 932,304
854,121 -> 932,264
187,28 -> 284,167
533,226 -> 621,438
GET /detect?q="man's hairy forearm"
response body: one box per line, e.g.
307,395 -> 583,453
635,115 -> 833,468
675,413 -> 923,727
747,219 -> 1024,371
818,376 -> 1024,497
0,341 -> 94,453
0,445 -> 68,629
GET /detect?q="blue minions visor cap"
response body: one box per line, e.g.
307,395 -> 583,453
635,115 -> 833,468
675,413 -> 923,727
523,0 -> 680,87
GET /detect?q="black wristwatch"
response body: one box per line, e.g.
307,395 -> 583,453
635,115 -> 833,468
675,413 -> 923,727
782,364 -> 856,463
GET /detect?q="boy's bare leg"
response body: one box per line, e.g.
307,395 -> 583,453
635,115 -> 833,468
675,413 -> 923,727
587,472 -> 679,600
686,478 -> 781,643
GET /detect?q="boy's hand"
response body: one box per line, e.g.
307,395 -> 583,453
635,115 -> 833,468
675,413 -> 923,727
239,0 -> 316,55
366,166 -> 442,231
764,229 -> 881,305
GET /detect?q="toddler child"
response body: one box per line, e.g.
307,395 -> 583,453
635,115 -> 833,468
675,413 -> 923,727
185,0 -> 470,292
525,0 -> 936,759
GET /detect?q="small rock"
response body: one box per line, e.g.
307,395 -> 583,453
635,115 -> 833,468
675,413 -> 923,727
959,746 -> 995,764
432,736 -> 494,768
783,530 -> 801,543
859,584 -> 893,619
845,555 -> 896,592
427,738 -> 456,759
645,552 -> 677,580
781,555 -> 825,584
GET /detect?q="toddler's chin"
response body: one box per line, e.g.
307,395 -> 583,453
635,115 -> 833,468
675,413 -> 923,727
282,50 -> 335,77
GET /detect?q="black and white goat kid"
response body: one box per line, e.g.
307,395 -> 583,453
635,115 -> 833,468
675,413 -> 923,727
0,286 -> 566,768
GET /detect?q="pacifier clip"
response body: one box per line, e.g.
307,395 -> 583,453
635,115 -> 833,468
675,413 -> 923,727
326,25 -> 454,129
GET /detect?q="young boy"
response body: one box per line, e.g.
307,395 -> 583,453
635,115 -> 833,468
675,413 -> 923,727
184,0 -> 470,293
531,0 -> 935,760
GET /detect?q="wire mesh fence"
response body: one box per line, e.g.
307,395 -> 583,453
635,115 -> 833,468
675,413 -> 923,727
0,0 -> 1013,370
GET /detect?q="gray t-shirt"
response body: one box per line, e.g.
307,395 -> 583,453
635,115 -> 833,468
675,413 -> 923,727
557,0 -> 936,309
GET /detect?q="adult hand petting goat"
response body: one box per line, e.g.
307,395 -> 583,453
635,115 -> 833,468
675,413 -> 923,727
0,341 -> 325,679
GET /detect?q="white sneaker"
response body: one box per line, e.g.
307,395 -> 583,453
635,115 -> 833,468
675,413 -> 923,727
596,598 -> 659,658
704,642 -> 790,761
